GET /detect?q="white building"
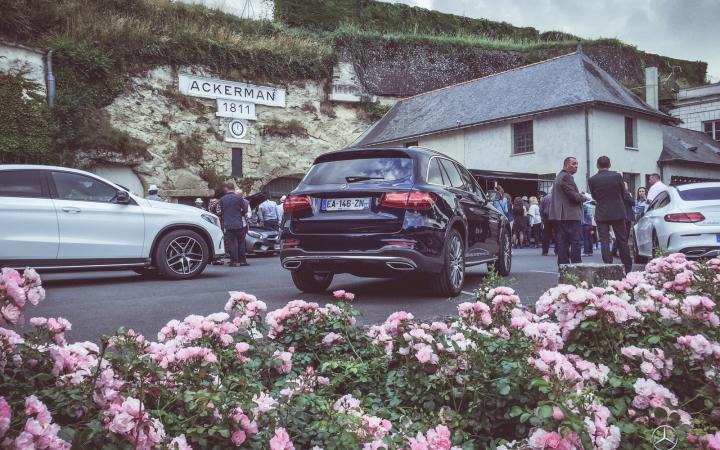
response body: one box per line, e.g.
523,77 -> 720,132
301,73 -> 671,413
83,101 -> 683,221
668,82 -> 720,142
353,50 -> 674,196
660,126 -> 720,184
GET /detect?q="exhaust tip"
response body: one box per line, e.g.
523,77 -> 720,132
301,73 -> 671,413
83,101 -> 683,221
386,261 -> 416,271
282,260 -> 301,269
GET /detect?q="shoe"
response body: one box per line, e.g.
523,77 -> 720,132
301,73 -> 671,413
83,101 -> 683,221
229,262 -> 237,267
541,253 -> 548,256
239,262 -> 249,266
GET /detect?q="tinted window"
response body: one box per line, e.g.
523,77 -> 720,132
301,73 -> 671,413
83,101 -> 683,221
302,157 -> 413,185
678,187 -> 720,201
52,172 -> 117,202
0,170 -> 44,198
427,158 -> 445,185
648,191 -> 669,211
458,165 -> 483,197
438,159 -> 465,189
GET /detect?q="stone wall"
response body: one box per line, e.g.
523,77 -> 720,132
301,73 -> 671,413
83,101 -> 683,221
99,66 -> 377,198
0,40 -> 45,95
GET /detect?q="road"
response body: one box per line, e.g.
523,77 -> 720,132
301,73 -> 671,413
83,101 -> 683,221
28,249 -> 619,343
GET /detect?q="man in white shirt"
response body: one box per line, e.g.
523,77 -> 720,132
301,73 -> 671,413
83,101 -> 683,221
645,173 -> 668,210
258,194 -> 279,229
276,195 -> 286,223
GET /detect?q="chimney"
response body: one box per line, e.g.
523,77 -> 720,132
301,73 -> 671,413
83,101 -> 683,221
645,66 -> 659,109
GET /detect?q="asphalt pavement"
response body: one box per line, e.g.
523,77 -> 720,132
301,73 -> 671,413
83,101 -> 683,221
28,248 -> 618,343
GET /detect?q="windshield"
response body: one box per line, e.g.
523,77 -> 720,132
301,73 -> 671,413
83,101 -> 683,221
302,157 -> 414,185
678,187 -> 720,201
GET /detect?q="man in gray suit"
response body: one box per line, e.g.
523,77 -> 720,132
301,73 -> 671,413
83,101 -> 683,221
549,157 -> 586,265
588,156 -> 633,273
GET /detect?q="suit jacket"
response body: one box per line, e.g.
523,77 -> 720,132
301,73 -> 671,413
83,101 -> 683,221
587,170 -> 630,222
549,170 -> 584,221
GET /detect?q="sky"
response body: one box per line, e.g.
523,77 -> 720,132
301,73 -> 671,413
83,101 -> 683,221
383,0 -> 720,82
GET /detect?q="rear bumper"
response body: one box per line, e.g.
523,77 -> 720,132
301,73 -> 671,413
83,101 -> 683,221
280,247 -> 443,276
665,227 -> 720,259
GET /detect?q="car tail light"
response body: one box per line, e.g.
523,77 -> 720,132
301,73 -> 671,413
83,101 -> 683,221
380,192 -> 436,210
284,195 -> 312,213
281,239 -> 300,248
664,212 -> 705,223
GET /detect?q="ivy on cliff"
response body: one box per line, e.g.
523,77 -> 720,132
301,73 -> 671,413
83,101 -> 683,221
0,72 -> 54,164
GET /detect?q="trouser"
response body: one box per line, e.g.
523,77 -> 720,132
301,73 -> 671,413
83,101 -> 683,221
541,220 -> 555,254
263,219 -> 279,230
597,219 -> 632,272
225,228 -> 248,263
531,223 -> 541,245
583,224 -> 594,255
556,220 -> 583,265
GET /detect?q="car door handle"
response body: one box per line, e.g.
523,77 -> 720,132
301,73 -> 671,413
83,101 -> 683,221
61,207 -> 81,214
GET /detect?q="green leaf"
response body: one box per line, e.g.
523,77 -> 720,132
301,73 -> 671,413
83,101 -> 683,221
621,423 -> 637,433
520,412 -> 531,423
647,335 -> 661,344
509,405 -> 523,418
654,407 -> 667,419
539,405 -> 553,419
499,385 -> 511,396
609,377 -> 622,388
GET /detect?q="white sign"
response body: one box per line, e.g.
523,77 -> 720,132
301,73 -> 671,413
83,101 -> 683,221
216,99 -> 257,120
178,74 -> 285,107
227,119 -> 248,140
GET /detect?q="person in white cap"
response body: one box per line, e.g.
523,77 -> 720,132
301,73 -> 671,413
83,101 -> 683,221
194,198 -> 205,210
146,184 -> 164,202
276,195 -> 286,224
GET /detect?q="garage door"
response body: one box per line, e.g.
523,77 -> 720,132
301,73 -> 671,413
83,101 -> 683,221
91,166 -> 144,196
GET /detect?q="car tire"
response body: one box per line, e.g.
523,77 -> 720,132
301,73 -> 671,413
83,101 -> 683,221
290,269 -> 334,293
493,227 -> 512,276
154,229 -> 209,280
631,231 -> 648,264
651,231 -> 661,259
429,228 -> 465,297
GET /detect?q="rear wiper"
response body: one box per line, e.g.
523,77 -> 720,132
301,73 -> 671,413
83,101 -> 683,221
345,176 -> 385,183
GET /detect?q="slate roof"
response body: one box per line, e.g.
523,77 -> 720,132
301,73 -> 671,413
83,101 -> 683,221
353,50 -> 674,147
660,126 -> 720,167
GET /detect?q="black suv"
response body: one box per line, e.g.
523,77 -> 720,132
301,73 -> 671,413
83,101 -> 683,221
279,147 -> 512,296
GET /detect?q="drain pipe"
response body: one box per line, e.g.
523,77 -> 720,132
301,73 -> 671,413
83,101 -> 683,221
584,106 -> 591,189
46,50 -> 55,107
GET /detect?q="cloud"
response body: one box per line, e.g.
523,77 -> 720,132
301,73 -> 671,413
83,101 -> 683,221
383,0 -> 720,81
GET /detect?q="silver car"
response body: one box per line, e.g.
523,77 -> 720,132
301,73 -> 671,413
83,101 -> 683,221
633,182 -> 720,261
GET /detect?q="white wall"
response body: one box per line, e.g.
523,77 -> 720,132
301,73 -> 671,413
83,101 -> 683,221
172,0 -> 273,20
588,108 -> 663,191
669,100 -> 720,132
464,109 -> 587,181
420,130 -> 465,163
0,42 -> 46,95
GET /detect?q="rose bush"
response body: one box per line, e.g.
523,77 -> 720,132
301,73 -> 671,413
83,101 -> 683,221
1,254 -> 719,449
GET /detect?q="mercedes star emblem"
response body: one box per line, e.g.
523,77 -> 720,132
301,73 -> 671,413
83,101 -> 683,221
651,425 -> 678,450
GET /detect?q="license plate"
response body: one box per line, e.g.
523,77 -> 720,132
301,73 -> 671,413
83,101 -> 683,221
716,234 -> 720,243
322,198 -> 370,211
273,243 -> 280,250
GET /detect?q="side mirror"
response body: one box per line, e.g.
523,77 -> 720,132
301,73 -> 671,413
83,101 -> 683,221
116,190 -> 130,204
487,190 -> 501,202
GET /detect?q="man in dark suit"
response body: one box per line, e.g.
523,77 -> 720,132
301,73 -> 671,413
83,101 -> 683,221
588,156 -> 632,273
549,157 -> 586,265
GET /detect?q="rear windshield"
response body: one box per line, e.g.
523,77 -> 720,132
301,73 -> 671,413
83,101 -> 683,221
678,187 -> 720,201
302,157 -> 414,185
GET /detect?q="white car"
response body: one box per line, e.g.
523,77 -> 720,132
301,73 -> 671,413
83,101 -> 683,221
633,182 -> 720,262
0,165 -> 224,279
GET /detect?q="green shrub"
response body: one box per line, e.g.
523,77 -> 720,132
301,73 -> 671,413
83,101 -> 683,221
261,118 -> 308,138
0,72 -> 54,164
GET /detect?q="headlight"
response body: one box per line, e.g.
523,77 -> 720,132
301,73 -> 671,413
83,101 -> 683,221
248,230 -> 263,239
201,213 -> 220,227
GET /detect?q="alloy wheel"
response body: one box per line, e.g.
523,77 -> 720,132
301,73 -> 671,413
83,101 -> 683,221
165,236 -> 204,275
503,233 -> 511,269
449,235 -> 464,289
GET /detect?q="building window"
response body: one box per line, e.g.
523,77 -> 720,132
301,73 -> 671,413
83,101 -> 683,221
625,117 -> 637,148
231,148 -> 243,177
703,120 -> 720,141
623,172 -> 638,196
512,120 -> 533,154
404,141 -> 418,148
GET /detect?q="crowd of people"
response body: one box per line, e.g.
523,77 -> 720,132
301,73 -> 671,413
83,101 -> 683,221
145,181 -> 287,268
493,156 -> 668,273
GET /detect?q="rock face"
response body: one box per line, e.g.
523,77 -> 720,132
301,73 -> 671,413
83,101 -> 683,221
101,66 -> 381,198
